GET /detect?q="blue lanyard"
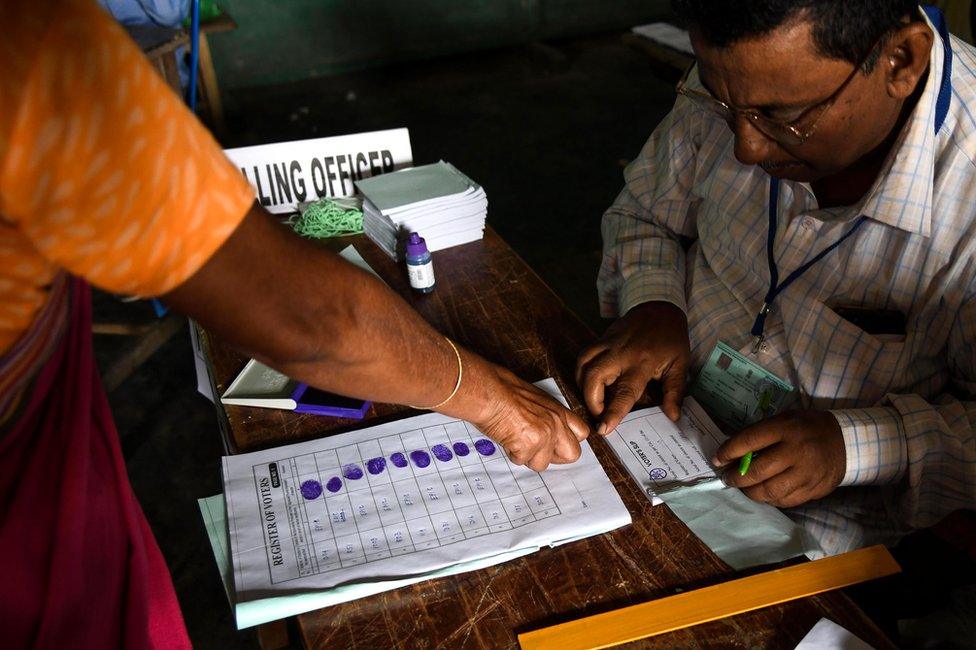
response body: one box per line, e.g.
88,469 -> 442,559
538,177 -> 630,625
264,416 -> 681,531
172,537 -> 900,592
750,4 -> 952,353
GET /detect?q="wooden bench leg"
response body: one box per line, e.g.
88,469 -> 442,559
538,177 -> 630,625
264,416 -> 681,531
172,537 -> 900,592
197,33 -> 226,136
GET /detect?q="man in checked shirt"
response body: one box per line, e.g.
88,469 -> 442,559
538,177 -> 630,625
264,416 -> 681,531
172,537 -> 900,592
578,0 -> 976,555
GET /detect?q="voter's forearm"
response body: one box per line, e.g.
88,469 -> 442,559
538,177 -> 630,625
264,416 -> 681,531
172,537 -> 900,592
164,203 -> 487,417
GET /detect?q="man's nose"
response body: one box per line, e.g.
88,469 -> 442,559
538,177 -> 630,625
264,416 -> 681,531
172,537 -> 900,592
732,116 -> 774,167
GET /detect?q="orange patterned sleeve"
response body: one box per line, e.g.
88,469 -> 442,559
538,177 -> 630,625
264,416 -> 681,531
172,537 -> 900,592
0,0 -> 255,300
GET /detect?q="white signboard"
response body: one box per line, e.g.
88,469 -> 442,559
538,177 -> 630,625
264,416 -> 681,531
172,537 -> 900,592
224,128 -> 413,214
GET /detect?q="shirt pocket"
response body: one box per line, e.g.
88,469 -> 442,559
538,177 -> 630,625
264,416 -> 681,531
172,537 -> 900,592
794,302 -> 909,408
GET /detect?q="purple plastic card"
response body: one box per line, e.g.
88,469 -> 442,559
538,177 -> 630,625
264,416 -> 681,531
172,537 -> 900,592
290,384 -> 371,419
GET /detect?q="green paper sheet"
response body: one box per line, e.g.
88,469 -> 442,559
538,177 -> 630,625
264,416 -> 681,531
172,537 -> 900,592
354,161 -> 476,212
659,479 -> 822,570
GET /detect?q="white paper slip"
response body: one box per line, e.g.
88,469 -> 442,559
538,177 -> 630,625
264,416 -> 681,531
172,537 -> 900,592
794,618 -> 875,650
337,244 -> 380,278
222,378 -> 631,612
602,397 -> 724,505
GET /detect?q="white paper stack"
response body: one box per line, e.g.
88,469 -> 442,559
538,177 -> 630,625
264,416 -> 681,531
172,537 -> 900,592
355,161 -> 487,259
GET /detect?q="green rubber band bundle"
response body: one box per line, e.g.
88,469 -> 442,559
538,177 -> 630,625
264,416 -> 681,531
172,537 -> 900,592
288,197 -> 364,239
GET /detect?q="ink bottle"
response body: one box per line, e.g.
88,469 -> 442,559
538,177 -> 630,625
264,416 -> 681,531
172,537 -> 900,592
405,231 -> 435,294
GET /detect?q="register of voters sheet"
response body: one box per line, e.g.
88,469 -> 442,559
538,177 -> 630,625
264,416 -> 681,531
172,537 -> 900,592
221,379 -> 631,604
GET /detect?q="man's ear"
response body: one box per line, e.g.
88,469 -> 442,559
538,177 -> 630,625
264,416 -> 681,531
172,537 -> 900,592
883,22 -> 934,99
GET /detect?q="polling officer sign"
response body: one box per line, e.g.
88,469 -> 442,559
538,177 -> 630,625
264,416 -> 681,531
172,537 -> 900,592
224,128 -> 413,214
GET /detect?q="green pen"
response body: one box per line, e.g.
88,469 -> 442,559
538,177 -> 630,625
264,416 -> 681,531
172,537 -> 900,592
738,451 -> 753,476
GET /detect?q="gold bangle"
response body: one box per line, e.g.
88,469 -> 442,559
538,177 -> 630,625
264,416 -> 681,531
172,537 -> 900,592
408,337 -> 463,410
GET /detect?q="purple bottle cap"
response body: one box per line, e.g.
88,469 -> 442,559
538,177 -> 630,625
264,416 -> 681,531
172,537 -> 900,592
406,232 -> 429,256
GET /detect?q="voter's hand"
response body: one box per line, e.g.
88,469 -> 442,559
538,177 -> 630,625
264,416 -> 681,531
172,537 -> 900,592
463,360 -> 589,472
714,410 -> 846,507
576,301 -> 690,434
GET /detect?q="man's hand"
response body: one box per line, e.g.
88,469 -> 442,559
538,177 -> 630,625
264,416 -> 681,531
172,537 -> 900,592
714,410 -> 846,508
459,357 -> 590,473
576,301 -> 690,433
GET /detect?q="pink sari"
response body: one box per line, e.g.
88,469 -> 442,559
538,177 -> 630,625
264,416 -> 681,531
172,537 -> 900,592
0,279 -> 190,648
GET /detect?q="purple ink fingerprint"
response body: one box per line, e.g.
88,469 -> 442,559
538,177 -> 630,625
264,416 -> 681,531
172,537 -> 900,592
474,439 -> 497,456
452,441 -> 470,457
342,463 -> 364,480
300,480 -> 323,500
431,444 -> 453,462
390,452 -> 408,468
326,476 -> 343,493
366,457 -> 387,475
410,449 -> 431,468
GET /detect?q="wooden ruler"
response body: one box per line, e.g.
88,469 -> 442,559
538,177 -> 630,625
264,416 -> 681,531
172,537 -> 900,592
518,545 -> 899,650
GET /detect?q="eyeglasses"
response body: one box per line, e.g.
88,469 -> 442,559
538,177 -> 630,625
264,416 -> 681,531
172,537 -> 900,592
676,40 -> 880,147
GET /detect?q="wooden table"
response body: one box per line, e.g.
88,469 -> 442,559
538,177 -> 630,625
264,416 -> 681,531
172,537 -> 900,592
200,228 -> 893,649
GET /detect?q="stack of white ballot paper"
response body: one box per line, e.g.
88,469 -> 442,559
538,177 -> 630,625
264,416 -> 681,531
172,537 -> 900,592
354,161 -> 487,259
207,379 -> 630,629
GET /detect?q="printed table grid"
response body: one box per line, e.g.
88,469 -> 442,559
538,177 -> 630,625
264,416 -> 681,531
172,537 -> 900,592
251,423 -> 561,584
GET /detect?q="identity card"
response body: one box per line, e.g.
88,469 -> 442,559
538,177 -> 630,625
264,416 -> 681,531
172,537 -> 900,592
690,341 -> 794,428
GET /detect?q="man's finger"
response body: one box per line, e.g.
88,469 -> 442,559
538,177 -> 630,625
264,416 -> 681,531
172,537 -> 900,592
599,371 -> 647,434
504,432 -> 540,467
523,384 -> 590,443
722,443 -> 791,488
550,426 -> 583,464
712,421 -> 785,468
575,343 -> 606,388
660,362 -> 687,422
741,466 -> 806,507
525,445 -> 554,473
564,408 -> 591,442
506,445 -> 529,466
579,351 -> 621,419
